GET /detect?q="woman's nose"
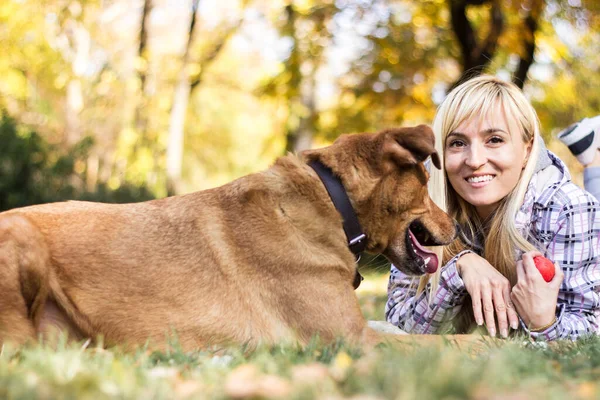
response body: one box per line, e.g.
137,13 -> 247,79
464,145 -> 487,169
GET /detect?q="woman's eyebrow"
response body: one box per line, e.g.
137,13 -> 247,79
481,128 -> 508,134
448,128 -> 508,137
447,131 -> 466,138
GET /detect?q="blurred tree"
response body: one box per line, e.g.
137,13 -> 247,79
0,0 -> 69,140
258,0 -> 336,153
280,2 -> 323,153
166,0 -> 201,195
166,0 -> 246,195
326,0 -> 599,138
0,112 -> 154,212
134,0 -> 153,140
449,0 -> 505,89
530,5 -> 600,139
1,0 -> 598,200
448,0 -> 545,89
57,2 -> 90,145
326,0 -> 456,137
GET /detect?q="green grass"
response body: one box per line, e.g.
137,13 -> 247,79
2,272 -> 600,399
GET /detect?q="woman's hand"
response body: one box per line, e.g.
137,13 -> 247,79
457,253 -> 519,338
510,251 -> 564,330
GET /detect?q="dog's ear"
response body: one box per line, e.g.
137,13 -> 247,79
382,125 -> 441,170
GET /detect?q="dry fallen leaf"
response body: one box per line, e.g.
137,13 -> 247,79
174,380 -> 203,398
224,365 -> 261,398
224,364 -> 291,399
577,382 -> 597,399
330,352 -> 353,381
291,363 -> 330,384
256,375 -> 291,398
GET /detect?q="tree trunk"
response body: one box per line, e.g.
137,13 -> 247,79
64,20 -> 90,146
448,0 -> 541,90
65,78 -> 83,146
448,0 -> 504,90
166,75 -> 192,195
166,0 -> 200,196
282,3 -> 320,154
286,69 -> 316,153
135,0 -> 153,136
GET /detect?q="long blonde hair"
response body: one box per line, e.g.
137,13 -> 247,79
419,75 -> 541,332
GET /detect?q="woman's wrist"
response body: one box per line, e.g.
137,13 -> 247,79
529,315 -> 557,332
455,251 -> 473,277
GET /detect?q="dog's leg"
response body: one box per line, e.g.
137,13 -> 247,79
0,215 -> 50,346
283,282 -> 376,347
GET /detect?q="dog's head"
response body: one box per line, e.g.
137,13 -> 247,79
303,125 -> 457,276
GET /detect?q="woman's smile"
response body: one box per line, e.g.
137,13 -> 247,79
465,174 -> 496,186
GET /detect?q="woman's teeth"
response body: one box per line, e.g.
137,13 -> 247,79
467,175 -> 494,183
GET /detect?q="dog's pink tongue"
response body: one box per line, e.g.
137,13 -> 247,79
409,231 -> 439,273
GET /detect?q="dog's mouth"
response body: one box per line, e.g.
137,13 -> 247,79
405,220 -> 439,274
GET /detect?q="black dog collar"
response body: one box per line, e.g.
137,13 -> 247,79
308,160 -> 366,290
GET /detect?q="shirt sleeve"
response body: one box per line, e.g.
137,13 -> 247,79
524,192 -> 600,341
385,250 -> 471,333
584,167 -> 600,202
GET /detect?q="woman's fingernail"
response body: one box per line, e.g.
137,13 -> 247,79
489,328 -> 496,337
501,328 -> 508,338
511,322 -> 519,330
476,318 -> 483,326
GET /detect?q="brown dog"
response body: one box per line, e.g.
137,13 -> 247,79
0,125 -> 458,350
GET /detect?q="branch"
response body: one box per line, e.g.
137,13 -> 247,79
189,0 -> 248,91
512,1 -> 542,88
137,0 -> 153,91
477,0 -> 504,67
189,24 -> 239,91
182,0 -> 201,64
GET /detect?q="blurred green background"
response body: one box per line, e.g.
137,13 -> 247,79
0,0 -> 598,210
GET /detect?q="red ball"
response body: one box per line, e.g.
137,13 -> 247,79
533,256 -> 555,282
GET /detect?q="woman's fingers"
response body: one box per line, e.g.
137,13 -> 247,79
522,252 -> 540,281
510,290 -> 520,322
516,260 -> 525,282
492,284 -> 509,338
525,250 -> 544,258
504,284 -> 519,330
471,286 -> 484,326
550,262 -> 564,287
480,284 -> 497,337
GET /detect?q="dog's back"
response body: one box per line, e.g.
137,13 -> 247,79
0,156 -> 358,348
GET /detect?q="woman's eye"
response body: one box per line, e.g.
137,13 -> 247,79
448,140 -> 465,148
489,136 -> 504,144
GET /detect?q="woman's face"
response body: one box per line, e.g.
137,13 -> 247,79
444,108 -> 532,220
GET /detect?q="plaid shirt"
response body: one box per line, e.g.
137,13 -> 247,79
386,151 -> 600,341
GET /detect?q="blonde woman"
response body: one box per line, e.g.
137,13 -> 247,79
385,75 -> 600,340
